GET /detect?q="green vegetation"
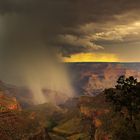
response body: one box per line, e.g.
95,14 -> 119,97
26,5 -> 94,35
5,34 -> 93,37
67,133 -> 89,140
47,118 -> 58,131
0,105 -> 7,111
105,75 -> 140,140
53,117 -> 82,135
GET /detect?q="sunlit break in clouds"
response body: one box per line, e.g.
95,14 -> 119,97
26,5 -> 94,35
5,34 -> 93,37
62,53 -> 119,62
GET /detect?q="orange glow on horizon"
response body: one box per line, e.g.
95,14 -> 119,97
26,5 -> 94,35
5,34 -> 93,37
62,53 -> 119,62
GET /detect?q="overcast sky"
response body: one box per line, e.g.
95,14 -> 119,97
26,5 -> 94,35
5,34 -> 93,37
0,0 -> 140,63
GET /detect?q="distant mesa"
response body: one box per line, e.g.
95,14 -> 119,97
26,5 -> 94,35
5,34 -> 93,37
70,63 -> 140,96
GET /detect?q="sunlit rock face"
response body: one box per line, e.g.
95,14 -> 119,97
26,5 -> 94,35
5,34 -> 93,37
69,63 -> 140,96
125,69 -> 140,81
0,80 -> 34,108
0,91 -> 21,112
83,64 -> 126,95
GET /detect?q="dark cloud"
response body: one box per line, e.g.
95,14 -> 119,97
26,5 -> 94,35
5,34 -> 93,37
0,0 -> 139,58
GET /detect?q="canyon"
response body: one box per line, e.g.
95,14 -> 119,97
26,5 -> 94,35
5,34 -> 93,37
1,63 -> 140,140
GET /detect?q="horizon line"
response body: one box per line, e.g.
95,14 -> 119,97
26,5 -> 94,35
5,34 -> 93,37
62,62 -> 140,63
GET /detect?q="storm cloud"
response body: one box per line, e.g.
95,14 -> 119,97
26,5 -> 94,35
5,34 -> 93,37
0,0 -> 139,81
0,0 -> 139,57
